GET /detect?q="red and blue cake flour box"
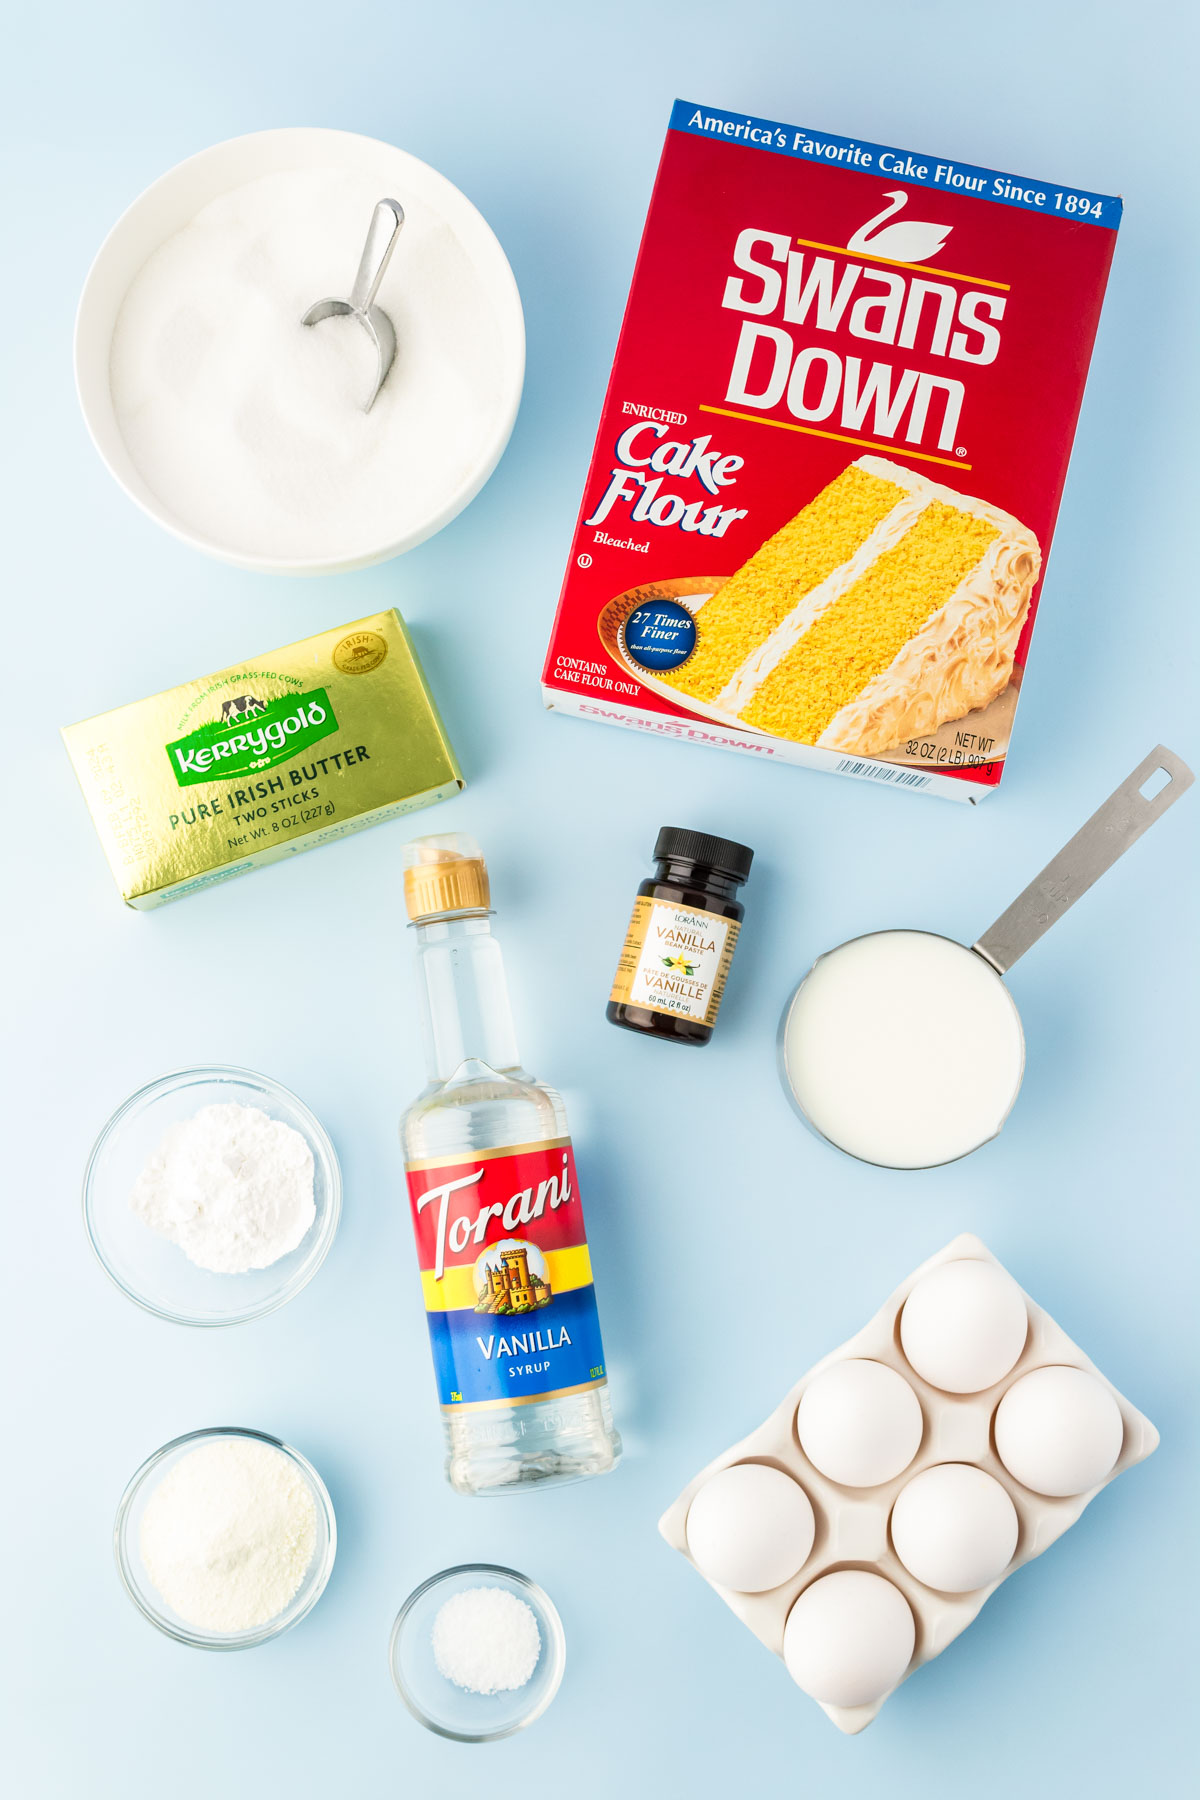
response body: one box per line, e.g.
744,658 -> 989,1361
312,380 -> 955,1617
541,100 -> 1120,800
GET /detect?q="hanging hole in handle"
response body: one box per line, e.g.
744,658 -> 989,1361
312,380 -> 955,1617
1139,766 -> 1173,801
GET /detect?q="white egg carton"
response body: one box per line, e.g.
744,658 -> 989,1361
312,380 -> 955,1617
658,1234 -> 1158,1733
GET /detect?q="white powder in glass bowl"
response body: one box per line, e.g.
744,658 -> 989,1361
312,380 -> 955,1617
109,166 -> 506,562
139,1438 -> 317,1633
129,1101 -> 315,1273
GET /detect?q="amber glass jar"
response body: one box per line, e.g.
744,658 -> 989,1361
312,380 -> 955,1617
607,827 -> 753,1046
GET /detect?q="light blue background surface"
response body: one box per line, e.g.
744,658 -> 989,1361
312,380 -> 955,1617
2,3 -> 1197,1794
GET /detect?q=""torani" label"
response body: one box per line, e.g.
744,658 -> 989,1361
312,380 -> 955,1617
405,1138 -> 609,1411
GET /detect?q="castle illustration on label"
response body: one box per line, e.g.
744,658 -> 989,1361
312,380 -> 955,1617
473,1240 -> 553,1315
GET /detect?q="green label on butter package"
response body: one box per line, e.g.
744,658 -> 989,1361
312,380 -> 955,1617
166,688 -> 339,786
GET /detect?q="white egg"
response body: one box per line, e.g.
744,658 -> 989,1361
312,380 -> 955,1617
890,1462 -> 1019,1592
900,1259 -> 1029,1394
685,1463 -> 816,1592
994,1364 -> 1124,1497
783,1570 -> 916,1707
796,1359 -> 924,1488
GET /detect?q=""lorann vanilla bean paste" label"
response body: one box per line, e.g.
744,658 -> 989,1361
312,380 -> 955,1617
611,897 -> 740,1025
606,827 -> 752,1045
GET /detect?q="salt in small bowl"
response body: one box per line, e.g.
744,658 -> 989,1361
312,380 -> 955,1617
389,1564 -> 566,1741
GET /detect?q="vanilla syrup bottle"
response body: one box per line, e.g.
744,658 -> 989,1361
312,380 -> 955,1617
400,834 -> 621,1495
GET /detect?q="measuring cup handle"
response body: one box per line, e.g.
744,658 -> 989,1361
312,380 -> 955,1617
972,745 -> 1194,975
349,199 -> 405,314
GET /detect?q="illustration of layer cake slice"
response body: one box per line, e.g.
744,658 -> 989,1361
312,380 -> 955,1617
660,457 -> 1040,757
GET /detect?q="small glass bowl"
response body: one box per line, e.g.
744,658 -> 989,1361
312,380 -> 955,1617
114,1426 -> 337,1649
389,1564 -> 566,1741
83,1065 -> 341,1326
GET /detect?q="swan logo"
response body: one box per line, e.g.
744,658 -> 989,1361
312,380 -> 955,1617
846,190 -> 951,265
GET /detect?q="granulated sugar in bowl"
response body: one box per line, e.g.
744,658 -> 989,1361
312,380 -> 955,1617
75,129 -> 524,574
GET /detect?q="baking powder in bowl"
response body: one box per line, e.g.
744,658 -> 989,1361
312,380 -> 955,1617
129,1102 -> 315,1273
109,167 -> 507,562
139,1438 -> 316,1633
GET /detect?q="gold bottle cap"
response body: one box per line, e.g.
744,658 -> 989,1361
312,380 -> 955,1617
402,833 -> 490,921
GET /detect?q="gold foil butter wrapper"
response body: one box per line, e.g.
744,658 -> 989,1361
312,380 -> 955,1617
62,611 -> 463,908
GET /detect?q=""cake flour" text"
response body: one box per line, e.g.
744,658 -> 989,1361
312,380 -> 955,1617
584,423 -> 749,538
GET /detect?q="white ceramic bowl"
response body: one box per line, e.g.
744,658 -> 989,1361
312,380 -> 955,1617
75,128 -> 525,575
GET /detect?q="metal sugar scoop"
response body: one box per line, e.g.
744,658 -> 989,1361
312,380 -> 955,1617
779,745 -> 1194,1170
302,198 -> 405,411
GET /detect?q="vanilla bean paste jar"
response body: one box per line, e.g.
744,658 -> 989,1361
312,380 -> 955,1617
607,827 -> 753,1046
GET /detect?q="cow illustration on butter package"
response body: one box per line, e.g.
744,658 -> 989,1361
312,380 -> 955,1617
542,101 -> 1119,800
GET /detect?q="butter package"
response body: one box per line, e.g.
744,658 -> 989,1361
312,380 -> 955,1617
63,610 -> 462,907
542,101 -> 1120,799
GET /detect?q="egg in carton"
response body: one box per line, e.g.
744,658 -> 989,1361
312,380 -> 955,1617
658,1233 -> 1157,1733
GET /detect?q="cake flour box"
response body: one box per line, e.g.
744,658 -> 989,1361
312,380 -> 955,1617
542,101 -> 1120,800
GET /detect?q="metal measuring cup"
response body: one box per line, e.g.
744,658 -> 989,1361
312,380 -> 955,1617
779,746 -> 1194,1169
302,198 -> 405,410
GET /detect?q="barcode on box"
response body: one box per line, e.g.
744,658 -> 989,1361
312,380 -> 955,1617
836,759 -> 930,789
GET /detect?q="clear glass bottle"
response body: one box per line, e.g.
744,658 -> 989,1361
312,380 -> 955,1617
400,833 -> 621,1496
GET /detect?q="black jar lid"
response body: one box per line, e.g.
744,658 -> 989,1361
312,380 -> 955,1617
653,826 -> 754,883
